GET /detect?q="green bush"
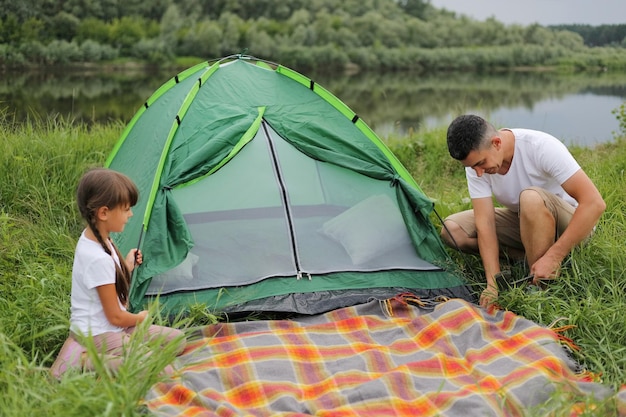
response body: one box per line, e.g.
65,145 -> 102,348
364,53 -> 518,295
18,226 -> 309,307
612,102 -> 626,137
48,12 -> 80,42
0,44 -> 25,66
44,40 -> 82,64
75,17 -> 110,44
18,41 -> 47,64
108,16 -> 151,55
79,39 -> 118,62
177,20 -> 222,58
131,37 -> 173,63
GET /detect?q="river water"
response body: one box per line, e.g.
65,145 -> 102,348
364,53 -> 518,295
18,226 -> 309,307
1,67 -> 624,147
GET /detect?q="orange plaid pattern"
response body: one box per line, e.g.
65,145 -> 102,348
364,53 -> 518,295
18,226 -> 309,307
145,298 -> 615,416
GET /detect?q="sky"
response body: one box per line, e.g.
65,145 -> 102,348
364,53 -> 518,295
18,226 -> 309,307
429,0 -> 626,26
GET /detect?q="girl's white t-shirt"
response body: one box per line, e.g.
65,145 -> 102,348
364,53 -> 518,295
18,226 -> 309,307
70,231 -> 126,336
466,128 -> 580,211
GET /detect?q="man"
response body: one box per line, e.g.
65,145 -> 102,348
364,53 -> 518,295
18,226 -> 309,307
441,114 -> 605,308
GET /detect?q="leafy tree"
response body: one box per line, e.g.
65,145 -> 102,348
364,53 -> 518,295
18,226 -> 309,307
554,30 -> 585,51
118,0 -> 170,21
63,0 -> 120,21
245,26 -> 275,59
0,0 -> 46,21
396,0 -> 431,19
488,21 -> 525,46
306,44 -> 349,70
287,9 -> 312,27
523,24 -> 556,46
108,16 -> 149,54
335,27 -> 361,49
351,11 -> 386,47
177,19 -> 222,58
196,0 -> 228,19
0,0 -> 622,70
160,4 -> 185,40
80,39 -> 118,61
0,14 -> 22,45
44,39 -> 82,64
218,12 -> 244,55
310,10 -> 339,46
21,18 -> 45,43
18,40 -> 47,64
551,24 -> 626,47
131,37 -> 173,62
254,17 -> 290,38
290,24 -> 317,47
48,12 -> 81,42
347,47 -> 381,69
403,18 -> 439,48
176,0 -> 203,21
0,44 -> 25,66
75,17 -> 111,44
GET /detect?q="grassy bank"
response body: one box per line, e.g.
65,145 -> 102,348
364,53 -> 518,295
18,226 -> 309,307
0,114 -> 624,416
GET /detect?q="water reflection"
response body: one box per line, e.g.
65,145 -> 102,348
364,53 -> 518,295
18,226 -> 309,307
0,67 -> 624,147
314,70 -> 626,146
454,93 -> 625,147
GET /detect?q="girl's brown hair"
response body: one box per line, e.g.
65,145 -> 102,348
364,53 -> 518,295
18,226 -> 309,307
76,168 -> 139,305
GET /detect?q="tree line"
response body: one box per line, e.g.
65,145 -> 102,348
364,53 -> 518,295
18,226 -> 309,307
550,24 -> 626,47
0,0 -> 624,72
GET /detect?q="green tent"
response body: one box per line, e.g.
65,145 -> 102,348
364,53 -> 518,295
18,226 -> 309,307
106,55 -> 473,315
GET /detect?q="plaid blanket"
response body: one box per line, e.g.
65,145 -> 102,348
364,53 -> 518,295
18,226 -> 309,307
145,297 -> 615,416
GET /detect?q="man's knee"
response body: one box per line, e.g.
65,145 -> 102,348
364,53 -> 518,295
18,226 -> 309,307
440,220 -> 469,249
520,187 -> 544,206
519,187 -> 551,217
440,221 -> 454,247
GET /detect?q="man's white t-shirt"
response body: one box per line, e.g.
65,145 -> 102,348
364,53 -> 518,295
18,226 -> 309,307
466,128 -> 580,211
70,231 -> 126,336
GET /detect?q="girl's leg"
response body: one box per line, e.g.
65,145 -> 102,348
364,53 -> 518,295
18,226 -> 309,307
122,325 -> 186,376
50,336 -> 87,379
88,330 -> 131,373
85,326 -> 186,375
145,325 -> 187,355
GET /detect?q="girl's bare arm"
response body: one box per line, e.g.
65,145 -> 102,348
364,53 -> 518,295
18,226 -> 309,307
96,284 -> 147,328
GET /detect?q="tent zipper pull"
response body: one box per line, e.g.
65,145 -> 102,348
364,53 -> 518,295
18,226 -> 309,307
296,272 -> 312,280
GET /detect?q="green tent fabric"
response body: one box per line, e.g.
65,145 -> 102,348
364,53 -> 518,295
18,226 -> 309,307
106,55 -> 473,315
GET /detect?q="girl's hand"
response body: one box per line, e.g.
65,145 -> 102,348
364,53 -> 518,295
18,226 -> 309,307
136,310 -> 149,323
125,248 -> 142,271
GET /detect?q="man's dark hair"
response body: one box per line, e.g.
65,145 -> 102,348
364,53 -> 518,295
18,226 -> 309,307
446,114 -> 492,161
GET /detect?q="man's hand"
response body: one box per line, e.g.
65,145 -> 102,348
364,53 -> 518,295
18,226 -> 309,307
530,251 -> 561,283
479,284 -> 498,308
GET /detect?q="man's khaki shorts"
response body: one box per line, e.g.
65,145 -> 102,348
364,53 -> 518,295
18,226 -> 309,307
444,187 -> 578,250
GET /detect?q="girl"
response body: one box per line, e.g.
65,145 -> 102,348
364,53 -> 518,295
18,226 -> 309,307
51,168 -> 186,378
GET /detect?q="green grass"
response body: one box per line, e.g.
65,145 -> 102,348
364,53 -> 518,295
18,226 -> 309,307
1,112 -> 625,416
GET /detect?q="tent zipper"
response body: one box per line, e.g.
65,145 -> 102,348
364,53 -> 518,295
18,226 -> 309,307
261,120 -> 309,281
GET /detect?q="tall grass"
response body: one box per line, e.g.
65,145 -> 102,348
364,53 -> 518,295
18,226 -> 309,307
0,111 -> 625,416
0,116 -> 192,416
